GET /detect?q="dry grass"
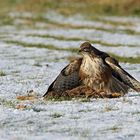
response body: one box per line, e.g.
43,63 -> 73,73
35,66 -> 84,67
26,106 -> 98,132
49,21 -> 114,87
0,0 -> 140,16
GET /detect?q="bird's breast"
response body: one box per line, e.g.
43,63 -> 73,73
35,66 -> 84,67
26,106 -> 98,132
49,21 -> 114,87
80,57 -> 111,90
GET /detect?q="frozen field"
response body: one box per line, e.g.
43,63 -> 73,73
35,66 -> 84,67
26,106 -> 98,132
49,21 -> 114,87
0,12 -> 140,140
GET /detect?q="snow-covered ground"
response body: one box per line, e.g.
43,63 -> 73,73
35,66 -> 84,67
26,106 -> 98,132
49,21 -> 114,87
0,12 -> 140,140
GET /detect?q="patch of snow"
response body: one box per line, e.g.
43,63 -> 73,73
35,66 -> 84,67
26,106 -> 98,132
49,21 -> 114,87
2,34 -> 140,57
0,12 -> 140,140
5,27 -> 140,47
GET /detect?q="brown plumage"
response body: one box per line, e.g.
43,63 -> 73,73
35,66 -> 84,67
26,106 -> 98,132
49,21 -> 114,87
43,58 -> 83,98
43,42 -> 140,99
79,42 -> 140,96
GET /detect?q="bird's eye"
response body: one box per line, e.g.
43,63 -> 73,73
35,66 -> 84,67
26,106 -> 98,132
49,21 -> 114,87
83,48 -> 89,52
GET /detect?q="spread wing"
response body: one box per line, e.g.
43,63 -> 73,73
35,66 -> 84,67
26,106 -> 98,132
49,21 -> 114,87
105,57 -> 140,92
43,58 -> 82,97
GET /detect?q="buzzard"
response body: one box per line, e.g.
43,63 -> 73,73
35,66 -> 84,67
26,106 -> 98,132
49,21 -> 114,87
43,42 -> 140,98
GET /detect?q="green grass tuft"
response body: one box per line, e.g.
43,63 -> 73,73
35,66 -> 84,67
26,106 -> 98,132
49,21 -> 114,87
50,113 -> 63,118
0,71 -> 6,76
5,40 -> 78,52
109,53 -> 140,64
6,40 -> 140,64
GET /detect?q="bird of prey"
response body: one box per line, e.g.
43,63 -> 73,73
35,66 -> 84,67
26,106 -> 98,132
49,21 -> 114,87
79,42 -> 140,97
43,42 -> 140,98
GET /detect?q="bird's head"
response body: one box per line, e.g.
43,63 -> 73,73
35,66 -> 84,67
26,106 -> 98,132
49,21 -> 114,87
79,42 -> 102,58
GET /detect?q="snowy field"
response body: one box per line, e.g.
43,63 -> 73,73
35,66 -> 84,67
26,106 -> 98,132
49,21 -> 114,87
0,12 -> 140,140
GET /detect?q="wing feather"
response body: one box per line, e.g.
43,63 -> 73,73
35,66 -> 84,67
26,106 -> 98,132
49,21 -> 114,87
105,57 -> 140,92
43,58 -> 82,97
109,76 -> 129,95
